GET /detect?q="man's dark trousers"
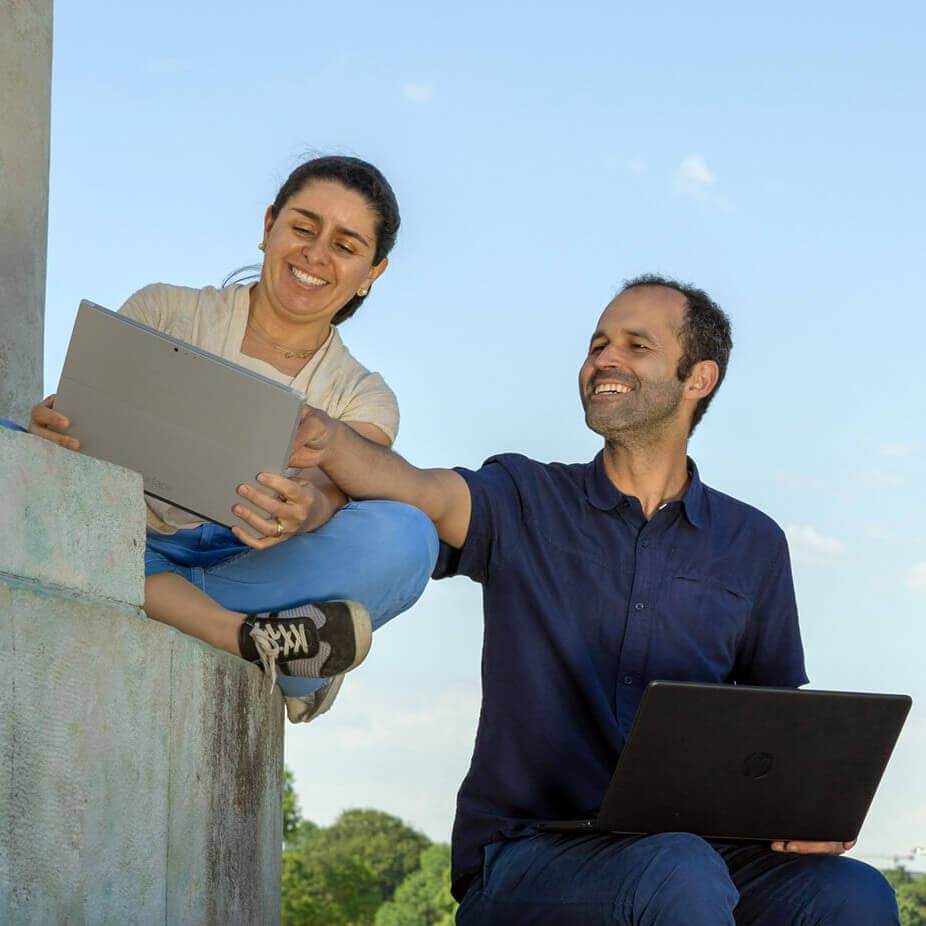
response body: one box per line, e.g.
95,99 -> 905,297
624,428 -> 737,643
456,831 -> 899,925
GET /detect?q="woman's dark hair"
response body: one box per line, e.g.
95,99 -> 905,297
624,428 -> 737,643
225,155 -> 401,326
271,155 -> 400,325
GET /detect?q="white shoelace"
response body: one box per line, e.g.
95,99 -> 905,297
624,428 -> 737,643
249,622 -> 311,687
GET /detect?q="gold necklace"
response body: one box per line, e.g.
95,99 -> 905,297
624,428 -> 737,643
247,311 -> 329,360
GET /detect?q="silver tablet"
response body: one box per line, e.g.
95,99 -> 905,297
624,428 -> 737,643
56,299 -> 305,529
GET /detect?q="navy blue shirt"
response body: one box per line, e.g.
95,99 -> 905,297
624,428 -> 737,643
433,452 -> 808,900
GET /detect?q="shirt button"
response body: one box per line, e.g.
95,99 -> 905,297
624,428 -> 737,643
634,602 -> 645,610
623,676 -> 633,685
641,539 -> 650,548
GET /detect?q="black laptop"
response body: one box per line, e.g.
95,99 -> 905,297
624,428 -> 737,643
537,681 -> 911,842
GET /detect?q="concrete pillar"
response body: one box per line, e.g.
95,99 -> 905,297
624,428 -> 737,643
0,429 -> 284,924
0,0 -> 53,425
1,7 -> 285,920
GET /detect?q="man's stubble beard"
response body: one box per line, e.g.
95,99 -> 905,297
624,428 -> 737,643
583,376 -> 687,449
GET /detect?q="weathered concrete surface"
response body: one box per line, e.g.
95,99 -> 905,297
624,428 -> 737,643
0,583 -> 170,923
167,638 -> 285,925
0,0 -> 52,425
0,427 -> 146,606
0,437 -> 284,924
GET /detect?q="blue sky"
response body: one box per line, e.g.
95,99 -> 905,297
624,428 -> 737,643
44,1 -> 925,868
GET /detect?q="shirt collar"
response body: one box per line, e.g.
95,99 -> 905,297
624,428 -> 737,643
585,451 -> 707,529
681,459 -> 707,529
585,451 -> 626,511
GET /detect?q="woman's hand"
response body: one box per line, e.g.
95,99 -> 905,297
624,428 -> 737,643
235,413 -> 393,550
28,395 -> 80,451
231,472 -> 324,550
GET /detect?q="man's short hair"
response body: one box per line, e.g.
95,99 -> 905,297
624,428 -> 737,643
619,274 -> 733,434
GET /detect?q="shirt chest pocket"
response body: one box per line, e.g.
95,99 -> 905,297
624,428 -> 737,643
652,574 -> 753,677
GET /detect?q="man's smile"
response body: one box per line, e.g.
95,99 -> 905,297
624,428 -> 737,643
592,382 -> 634,395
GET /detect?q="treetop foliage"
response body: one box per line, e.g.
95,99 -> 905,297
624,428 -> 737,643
281,774 -> 456,926
882,868 -> 926,926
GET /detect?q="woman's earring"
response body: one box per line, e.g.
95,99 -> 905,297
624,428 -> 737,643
258,242 -> 265,252
357,287 -> 369,297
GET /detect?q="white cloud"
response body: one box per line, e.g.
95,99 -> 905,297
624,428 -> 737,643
402,82 -> 434,102
333,687 -> 478,752
674,153 -> 729,207
676,153 -> 716,187
285,681 -> 479,840
880,442 -> 913,457
867,469 -> 904,488
288,680 -> 479,756
906,562 -> 926,591
785,523 -> 845,563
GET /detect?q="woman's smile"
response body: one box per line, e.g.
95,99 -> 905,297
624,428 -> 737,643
289,265 -> 329,288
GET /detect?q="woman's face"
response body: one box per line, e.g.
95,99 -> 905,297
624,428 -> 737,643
260,179 -> 388,326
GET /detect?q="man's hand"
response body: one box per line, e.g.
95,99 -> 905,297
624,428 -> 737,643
770,840 -> 856,855
289,406 -> 340,470
285,402 -> 473,548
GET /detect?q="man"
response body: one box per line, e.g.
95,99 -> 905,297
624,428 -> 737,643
290,275 -> 898,924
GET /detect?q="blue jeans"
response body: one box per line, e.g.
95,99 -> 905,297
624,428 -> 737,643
456,832 -> 899,925
0,420 -> 438,697
145,499 -> 438,697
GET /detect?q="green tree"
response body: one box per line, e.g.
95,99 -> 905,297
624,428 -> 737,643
374,843 -> 458,926
282,844 -> 381,926
283,767 -> 302,842
285,818 -> 322,857
319,808 -> 431,903
281,808 -> 432,926
882,868 -> 926,926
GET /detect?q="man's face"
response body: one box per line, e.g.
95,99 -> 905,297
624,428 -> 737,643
579,285 -> 690,441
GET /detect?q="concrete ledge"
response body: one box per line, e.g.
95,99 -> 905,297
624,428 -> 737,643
166,629 -> 284,924
0,435 -> 284,924
0,428 -> 146,605
0,584 -> 170,921
0,581 -> 284,925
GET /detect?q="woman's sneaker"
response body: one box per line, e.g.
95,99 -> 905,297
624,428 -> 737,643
284,675 -> 344,724
239,601 -> 372,686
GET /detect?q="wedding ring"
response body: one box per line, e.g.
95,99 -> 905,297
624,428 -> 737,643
275,519 -> 284,538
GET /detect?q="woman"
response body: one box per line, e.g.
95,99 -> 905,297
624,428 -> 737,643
26,155 -> 438,723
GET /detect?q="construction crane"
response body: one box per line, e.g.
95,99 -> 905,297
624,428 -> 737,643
862,846 -> 926,869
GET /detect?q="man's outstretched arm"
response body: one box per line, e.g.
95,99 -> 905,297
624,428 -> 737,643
287,407 -> 472,549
